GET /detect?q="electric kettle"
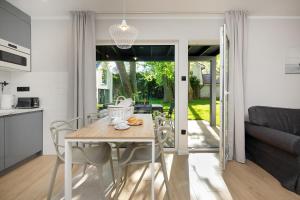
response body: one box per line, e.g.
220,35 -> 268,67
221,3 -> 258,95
1,94 -> 15,109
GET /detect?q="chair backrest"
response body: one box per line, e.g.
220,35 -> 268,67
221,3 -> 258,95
168,102 -> 175,117
154,115 -> 167,130
156,126 -> 172,152
152,110 -> 164,119
87,109 -> 109,124
49,117 -> 81,161
248,106 -> 300,136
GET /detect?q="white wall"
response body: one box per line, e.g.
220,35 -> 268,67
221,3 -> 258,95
1,19 -> 73,154
245,18 -> 300,118
1,16 -> 300,154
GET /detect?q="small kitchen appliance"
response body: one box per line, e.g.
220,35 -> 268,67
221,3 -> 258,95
0,94 -> 15,109
16,97 -> 39,108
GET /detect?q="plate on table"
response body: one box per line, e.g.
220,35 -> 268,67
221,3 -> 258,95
110,117 -> 128,126
114,123 -> 130,130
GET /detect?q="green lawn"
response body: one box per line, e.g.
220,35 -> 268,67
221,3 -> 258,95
149,99 -> 172,112
149,98 -> 220,126
188,99 -> 220,125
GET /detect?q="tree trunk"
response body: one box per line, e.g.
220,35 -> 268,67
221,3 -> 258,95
163,76 -> 173,102
129,62 -> 137,93
115,61 -> 133,97
193,85 -> 200,99
188,83 -> 193,100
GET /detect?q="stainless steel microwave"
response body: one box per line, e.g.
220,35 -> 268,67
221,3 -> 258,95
0,38 -> 31,71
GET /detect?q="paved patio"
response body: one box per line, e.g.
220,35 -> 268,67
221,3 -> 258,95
188,120 -> 220,149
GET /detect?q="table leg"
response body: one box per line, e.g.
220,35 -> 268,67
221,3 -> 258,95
65,140 -> 72,200
151,140 -> 155,200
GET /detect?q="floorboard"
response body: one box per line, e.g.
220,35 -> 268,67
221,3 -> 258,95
0,153 -> 299,200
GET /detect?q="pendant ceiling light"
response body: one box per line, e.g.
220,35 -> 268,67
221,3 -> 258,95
109,0 -> 138,49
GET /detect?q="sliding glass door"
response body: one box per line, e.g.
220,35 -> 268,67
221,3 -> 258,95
187,45 -> 221,151
96,44 -> 176,148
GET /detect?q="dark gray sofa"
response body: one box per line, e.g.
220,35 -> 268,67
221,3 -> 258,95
245,106 -> 300,194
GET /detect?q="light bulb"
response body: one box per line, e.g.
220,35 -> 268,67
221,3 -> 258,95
120,20 -> 129,31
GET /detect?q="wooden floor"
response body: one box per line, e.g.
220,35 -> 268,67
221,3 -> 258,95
0,153 -> 299,200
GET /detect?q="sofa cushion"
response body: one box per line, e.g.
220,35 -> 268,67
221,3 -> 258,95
248,106 -> 300,136
245,122 -> 300,155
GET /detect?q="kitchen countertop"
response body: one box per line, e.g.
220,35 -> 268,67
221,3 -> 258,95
0,108 -> 43,117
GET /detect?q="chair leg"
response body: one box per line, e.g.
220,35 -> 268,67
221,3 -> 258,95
160,155 -> 171,200
82,164 -> 88,176
47,158 -> 61,200
123,165 -> 128,185
109,155 -> 116,184
96,165 -> 106,200
116,145 -> 120,161
114,166 -> 123,200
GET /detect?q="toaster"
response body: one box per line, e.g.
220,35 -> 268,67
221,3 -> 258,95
16,97 -> 40,109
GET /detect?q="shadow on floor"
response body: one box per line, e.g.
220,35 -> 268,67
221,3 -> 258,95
188,120 -> 220,149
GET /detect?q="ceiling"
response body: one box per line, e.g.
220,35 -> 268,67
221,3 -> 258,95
96,45 -> 219,61
97,45 -> 175,61
188,45 -> 219,57
7,0 -> 300,17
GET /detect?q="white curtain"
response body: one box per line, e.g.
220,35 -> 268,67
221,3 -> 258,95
225,10 -> 247,163
71,11 -> 97,126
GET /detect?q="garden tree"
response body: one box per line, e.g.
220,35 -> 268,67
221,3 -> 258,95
115,61 -> 133,97
189,62 -> 206,100
189,74 -> 201,99
188,84 -> 193,100
129,62 -> 137,94
142,61 -> 174,102
188,67 -> 193,100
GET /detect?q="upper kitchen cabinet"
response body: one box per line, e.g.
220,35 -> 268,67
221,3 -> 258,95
0,1 -> 31,49
0,1 -> 31,71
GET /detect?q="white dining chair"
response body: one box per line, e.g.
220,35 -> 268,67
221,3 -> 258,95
86,111 -> 127,162
84,111 -> 116,180
114,125 -> 172,200
154,115 -> 167,130
87,109 -> 109,124
47,117 -> 115,200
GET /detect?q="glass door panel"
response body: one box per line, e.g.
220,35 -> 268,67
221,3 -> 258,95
220,25 -> 230,169
96,45 -> 176,148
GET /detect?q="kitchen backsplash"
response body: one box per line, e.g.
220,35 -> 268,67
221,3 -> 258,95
0,71 -> 12,96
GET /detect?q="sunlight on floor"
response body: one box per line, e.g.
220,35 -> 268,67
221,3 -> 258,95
188,153 -> 233,200
51,153 -> 234,200
188,120 -> 220,149
1,153 -> 299,200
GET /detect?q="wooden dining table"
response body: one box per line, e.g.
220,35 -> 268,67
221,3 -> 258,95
64,114 -> 156,200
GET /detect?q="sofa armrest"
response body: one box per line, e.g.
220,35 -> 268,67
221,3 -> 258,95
245,122 -> 300,155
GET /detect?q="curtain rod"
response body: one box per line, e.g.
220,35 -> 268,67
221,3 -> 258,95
95,11 -> 224,15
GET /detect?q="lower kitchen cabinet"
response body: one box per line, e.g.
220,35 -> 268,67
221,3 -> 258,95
3,111 -> 43,169
0,118 -> 4,171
